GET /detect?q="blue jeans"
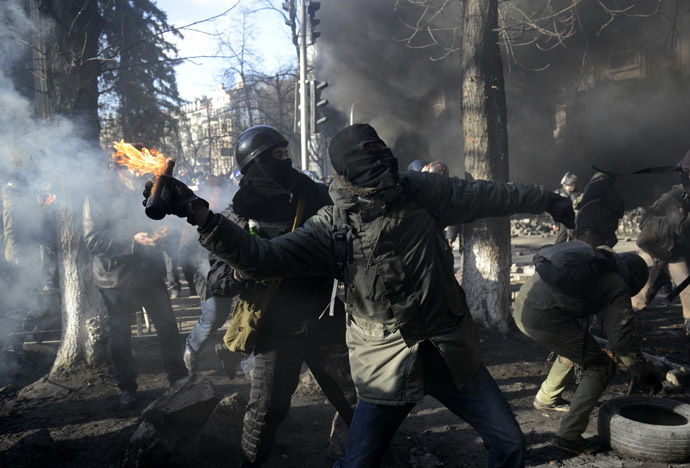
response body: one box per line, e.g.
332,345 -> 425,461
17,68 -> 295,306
334,346 -> 525,468
100,283 -> 187,392
186,296 -> 235,353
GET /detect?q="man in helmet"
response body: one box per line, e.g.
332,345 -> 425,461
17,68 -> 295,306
406,159 -> 428,172
146,123 -> 576,468
554,171 -> 581,244
513,246 -> 662,455
421,160 -> 449,176
183,125 -> 356,467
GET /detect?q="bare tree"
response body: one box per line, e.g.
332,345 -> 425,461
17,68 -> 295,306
36,0 -> 109,374
460,0 -> 512,330
254,70 -> 299,145
395,0 -> 511,329
217,9 -> 264,129
394,0 -> 670,329
214,4 -> 299,159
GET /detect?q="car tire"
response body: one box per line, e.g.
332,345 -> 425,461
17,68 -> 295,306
598,396 -> 690,463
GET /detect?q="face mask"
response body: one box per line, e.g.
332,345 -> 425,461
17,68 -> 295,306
243,156 -> 297,194
336,147 -> 399,189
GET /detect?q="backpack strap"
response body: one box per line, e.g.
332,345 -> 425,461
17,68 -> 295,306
323,206 -> 353,318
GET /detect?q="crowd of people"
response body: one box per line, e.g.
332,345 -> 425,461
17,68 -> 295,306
2,121 -> 688,467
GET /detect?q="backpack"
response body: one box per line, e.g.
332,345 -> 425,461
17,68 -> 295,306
533,240 -> 614,296
637,188 -> 690,262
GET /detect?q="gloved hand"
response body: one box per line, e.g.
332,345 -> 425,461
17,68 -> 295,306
142,175 -> 209,224
684,318 -> 690,336
546,192 -> 575,229
637,372 -> 663,396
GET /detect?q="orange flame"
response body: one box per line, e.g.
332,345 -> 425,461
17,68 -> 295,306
112,140 -> 169,176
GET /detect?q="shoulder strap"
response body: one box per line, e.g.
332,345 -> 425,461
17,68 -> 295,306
257,195 -> 308,311
324,205 -> 353,318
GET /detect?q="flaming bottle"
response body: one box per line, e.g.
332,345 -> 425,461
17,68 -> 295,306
145,159 -> 176,220
111,141 -> 175,220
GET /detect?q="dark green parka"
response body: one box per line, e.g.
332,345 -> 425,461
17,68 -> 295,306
199,171 -> 550,403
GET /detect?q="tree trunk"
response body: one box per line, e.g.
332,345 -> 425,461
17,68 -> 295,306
460,0 -> 511,332
52,192 -> 107,374
37,0 -> 109,374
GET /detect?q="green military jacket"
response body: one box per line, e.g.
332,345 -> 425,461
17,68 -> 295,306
513,247 -> 650,378
200,171 -> 550,403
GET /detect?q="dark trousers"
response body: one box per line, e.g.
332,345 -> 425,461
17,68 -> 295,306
242,323 -> 357,465
99,283 -> 187,392
334,345 -> 526,468
164,251 -> 197,296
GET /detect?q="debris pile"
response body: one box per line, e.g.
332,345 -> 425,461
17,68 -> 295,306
618,208 -> 644,235
510,216 -> 555,237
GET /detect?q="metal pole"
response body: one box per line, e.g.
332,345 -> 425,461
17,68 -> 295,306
349,100 -> 364,125
299,0 -> 308,171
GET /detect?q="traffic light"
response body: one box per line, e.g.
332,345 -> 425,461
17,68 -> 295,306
282,1 -> 298,45
307,1 -> 321,44
309,80 -> 328,133
282,1 -> 296,25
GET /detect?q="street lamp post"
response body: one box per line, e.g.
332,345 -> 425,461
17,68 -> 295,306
349,99 -> 364,125
298,0 -> 308,171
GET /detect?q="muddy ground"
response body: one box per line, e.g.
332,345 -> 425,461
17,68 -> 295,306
2,233 -> 690,468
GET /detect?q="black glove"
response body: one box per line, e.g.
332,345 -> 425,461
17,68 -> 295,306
546,192 -> 575,229
684,318 -> 690,336
637,372 -> 663,396
142,175 -> 209,224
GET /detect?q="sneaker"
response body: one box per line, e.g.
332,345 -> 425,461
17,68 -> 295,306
553,435 -> 598,455
533,396 -> 570,412
215,344 -> 240,380
119,389 -> 138,410
183,347 -> 199,373
170,289 -> 180,299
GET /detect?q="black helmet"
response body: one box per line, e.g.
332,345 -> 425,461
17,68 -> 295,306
619,252 -> 649,296
407,160 -> 428,172
235,125 -> 288,173
560,171 -> 578,187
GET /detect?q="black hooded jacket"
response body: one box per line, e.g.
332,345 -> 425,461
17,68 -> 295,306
205,172 -> 343,336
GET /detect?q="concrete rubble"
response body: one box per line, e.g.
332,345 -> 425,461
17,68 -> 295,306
199,392 -> 246,454
510,209 -> 643,239
123,373 -> 224,467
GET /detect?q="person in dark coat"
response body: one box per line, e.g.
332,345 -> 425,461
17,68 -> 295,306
145,123 -> 575,468
185,125 -> 357,467
554,171 -> 581,244
514,244 -> 660,454
574,172 -> 624,248
84,166 -> 187,409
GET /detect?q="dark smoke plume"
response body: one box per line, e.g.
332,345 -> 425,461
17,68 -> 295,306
316,0 -> 689,207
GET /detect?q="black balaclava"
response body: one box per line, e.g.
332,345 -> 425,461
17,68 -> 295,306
233,145 -> 303,221
329,124 -> 399,190
241,145 -> 298,196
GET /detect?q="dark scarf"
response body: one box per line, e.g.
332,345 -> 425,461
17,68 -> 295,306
242,156 -> 297,196
329,124 -> 399,191
233,169 -> 311,223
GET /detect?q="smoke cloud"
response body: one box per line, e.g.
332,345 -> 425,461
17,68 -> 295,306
316,0 -> 464,175
316,0 -> 689,207
0,1 -> 188,385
